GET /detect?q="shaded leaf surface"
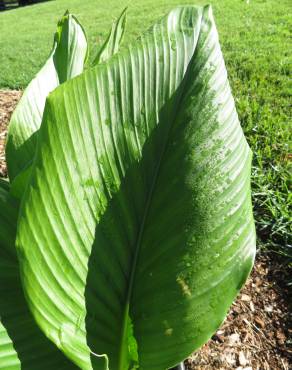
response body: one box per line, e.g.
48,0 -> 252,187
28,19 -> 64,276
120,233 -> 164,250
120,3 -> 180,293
0,182 -> 77,369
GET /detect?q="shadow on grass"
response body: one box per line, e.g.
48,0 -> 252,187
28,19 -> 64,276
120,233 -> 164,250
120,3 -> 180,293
0,0 -> 53,12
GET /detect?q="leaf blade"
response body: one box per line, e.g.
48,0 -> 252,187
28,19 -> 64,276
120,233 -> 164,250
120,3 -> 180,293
0,182 -> 78,370
92,7 -> 127,65
17,5 -> 256,370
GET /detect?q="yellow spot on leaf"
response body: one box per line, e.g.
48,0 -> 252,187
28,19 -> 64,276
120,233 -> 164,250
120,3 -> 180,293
165,328 -> 173,336
177,277 -> 191,297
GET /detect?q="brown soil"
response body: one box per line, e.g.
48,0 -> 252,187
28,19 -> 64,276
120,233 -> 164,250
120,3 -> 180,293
0,90 -> 22,177
0,90 -> 291,370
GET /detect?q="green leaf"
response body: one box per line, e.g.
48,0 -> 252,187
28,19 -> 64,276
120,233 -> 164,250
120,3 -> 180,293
17,5 -> 256,370
0,177 -> 9,191
9,164 -> 32,199
0,182 -> 18,259
0,182 -> 78,369
92,7 -> 127,66
5,12 -> 87,181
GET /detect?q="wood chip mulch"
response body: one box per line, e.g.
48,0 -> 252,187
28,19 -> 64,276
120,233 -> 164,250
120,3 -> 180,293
0,90 -> 22,177
0,90 -> 291,370
187,253 -> 291,370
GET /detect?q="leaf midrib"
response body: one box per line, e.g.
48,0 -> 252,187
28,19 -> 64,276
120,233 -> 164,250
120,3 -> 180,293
117,13 -> 203,369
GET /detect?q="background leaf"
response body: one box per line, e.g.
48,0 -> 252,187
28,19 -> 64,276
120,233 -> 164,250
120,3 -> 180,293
92,7 -> 127,66
5,12 -> 87,181
17,5 -> 256,370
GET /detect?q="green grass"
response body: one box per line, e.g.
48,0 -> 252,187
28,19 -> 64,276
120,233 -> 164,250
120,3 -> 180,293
0,0 -> 291,261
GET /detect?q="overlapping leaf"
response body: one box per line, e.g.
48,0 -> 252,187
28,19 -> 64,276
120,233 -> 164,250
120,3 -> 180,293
17,5 -> 256,370
0,182 -> 78,370
5,12 -> 88,181
1,9 -> 129,369
6,9 -> 127,200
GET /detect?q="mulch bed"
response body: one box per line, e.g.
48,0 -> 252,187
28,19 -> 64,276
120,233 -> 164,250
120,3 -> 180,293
0,89 -> 291,369
0,89 -> 22,177
186,254 -> 291,370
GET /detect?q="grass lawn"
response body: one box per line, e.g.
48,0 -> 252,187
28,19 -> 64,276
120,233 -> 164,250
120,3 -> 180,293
0,0 -> 291,261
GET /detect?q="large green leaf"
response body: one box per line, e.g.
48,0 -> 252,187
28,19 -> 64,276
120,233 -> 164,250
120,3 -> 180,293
17,5 -> 256,370
0,182 -> 78,369
5,12 -> 88,181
